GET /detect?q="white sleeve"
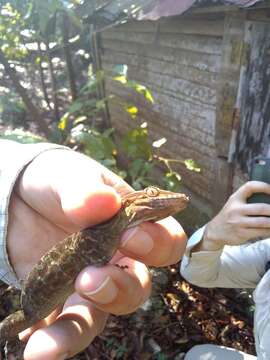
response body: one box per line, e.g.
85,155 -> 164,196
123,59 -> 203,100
0,140 -> 70,287
180,226 -> 269,289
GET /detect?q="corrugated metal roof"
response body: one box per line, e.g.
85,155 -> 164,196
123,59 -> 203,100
140,0 -> 263,20
89,0 -> 263,31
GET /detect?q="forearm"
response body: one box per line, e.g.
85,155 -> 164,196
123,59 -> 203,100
181,227 -> 268,289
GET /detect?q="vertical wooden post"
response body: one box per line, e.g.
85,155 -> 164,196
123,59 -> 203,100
212,11 -> 246,212
90,24 -> 111,129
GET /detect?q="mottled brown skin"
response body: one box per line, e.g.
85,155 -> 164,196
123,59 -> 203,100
0,186 -> 189,343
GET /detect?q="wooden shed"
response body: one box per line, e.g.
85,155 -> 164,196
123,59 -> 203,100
98,0 -> 270,219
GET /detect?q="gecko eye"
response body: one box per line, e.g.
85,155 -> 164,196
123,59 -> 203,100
145,186 -> 160,197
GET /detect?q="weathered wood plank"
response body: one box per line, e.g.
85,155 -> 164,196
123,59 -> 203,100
112,18 -> 224,37
158,33 -> 222,55
111,20 -> 158,34
102,29 -> 157,45
212,157 -> 234,211
213,12 -> 246,209
100,12 -> 224,204
108,101 -> 216,158
101,39 -> 221,73
112,69 -> 217,106
105,72 -> 217,108
159,18 -> 224,37
235,20 -> 270,172
102,31 -> 222,55
103,56 -> 219,87
105,80 -> 216,137
215,13 -> 246,157
191,5 -> 239,14
246,8 -> 270,22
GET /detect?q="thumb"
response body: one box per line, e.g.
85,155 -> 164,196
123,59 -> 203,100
59,182 -> 122,228
46,150 -> 122,228
17,148 -> 122,229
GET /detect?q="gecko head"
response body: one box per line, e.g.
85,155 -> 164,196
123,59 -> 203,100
122,186 -> 189,228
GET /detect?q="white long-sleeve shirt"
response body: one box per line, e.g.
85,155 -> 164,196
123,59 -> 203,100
180,227 -> 270,360
0,139 -> 68,286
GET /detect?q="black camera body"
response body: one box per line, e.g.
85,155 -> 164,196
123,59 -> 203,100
248,157 -> 270,204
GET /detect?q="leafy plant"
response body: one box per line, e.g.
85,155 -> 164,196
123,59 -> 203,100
0,128 -> 46,143
0,92 -> 27,128
105,338 -> 128,359
155,352 -> 167,360
0,0 -> 201,192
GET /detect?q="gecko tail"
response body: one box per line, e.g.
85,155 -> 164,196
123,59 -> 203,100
0,309 -> 31,343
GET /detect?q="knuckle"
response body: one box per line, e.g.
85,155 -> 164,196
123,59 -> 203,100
227,207 -> 241,221
244,181 -> 255,192
257,205 -> 270,215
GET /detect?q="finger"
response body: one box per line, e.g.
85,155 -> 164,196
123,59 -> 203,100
242,203 -> 270,217
237,228 -> 270,242
16,149 -> 124,231
235,181 -> 270,201
99,162 -> 133,196
24,294 -> 107,360
242,216 -> 270,229
19,307 -> 62,342
119,217 -> 187,267
75,258 -> 151,315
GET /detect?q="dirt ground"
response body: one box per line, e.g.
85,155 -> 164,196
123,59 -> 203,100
0,261 -> 255,360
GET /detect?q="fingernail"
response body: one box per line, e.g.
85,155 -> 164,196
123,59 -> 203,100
84,276 -> 118,304
121,227 -> 154,255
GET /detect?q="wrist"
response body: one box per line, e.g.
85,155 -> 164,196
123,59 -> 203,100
192,223 -> 224,252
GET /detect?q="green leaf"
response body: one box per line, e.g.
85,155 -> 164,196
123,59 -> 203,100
96,99 -> 106,110
184,159 -> 201,172
113,75 -> 127,84
127,159 -> 153,189
80,71 -> 104,95
35,56 -> 41,65
112,64 -> 128,76
58,112 -> 70,130
0,129 -> 46,144
70,125 -> 116,162
127,81 -> 154,104
122,127 -> 152,159
126,105 -> 138,119
73,115 -> 87,125
163,172 -> 182,191
66,9 -> 83,30
68,101 -> 83,114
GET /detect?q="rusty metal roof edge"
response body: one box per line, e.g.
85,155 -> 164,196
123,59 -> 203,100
189,0 -> 270,13
139,0 -> 270,21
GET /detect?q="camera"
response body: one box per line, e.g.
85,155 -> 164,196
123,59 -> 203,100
247,157 -> 270,204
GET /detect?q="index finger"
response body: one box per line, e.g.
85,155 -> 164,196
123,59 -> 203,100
234,181 -> 270,201
119,216 -> 187,267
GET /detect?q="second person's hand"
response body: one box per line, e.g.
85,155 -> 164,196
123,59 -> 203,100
201,181 -> 270,251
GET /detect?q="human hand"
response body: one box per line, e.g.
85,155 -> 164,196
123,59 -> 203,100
7,148 -> 187,359
201,181 -> 270,251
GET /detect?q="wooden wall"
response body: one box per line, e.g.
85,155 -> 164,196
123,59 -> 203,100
100,17 -> 225,212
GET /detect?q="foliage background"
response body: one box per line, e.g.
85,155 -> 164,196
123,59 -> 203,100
0,1 -> 255,359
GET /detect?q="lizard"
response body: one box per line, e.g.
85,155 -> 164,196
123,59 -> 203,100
0,186 -> 189,345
